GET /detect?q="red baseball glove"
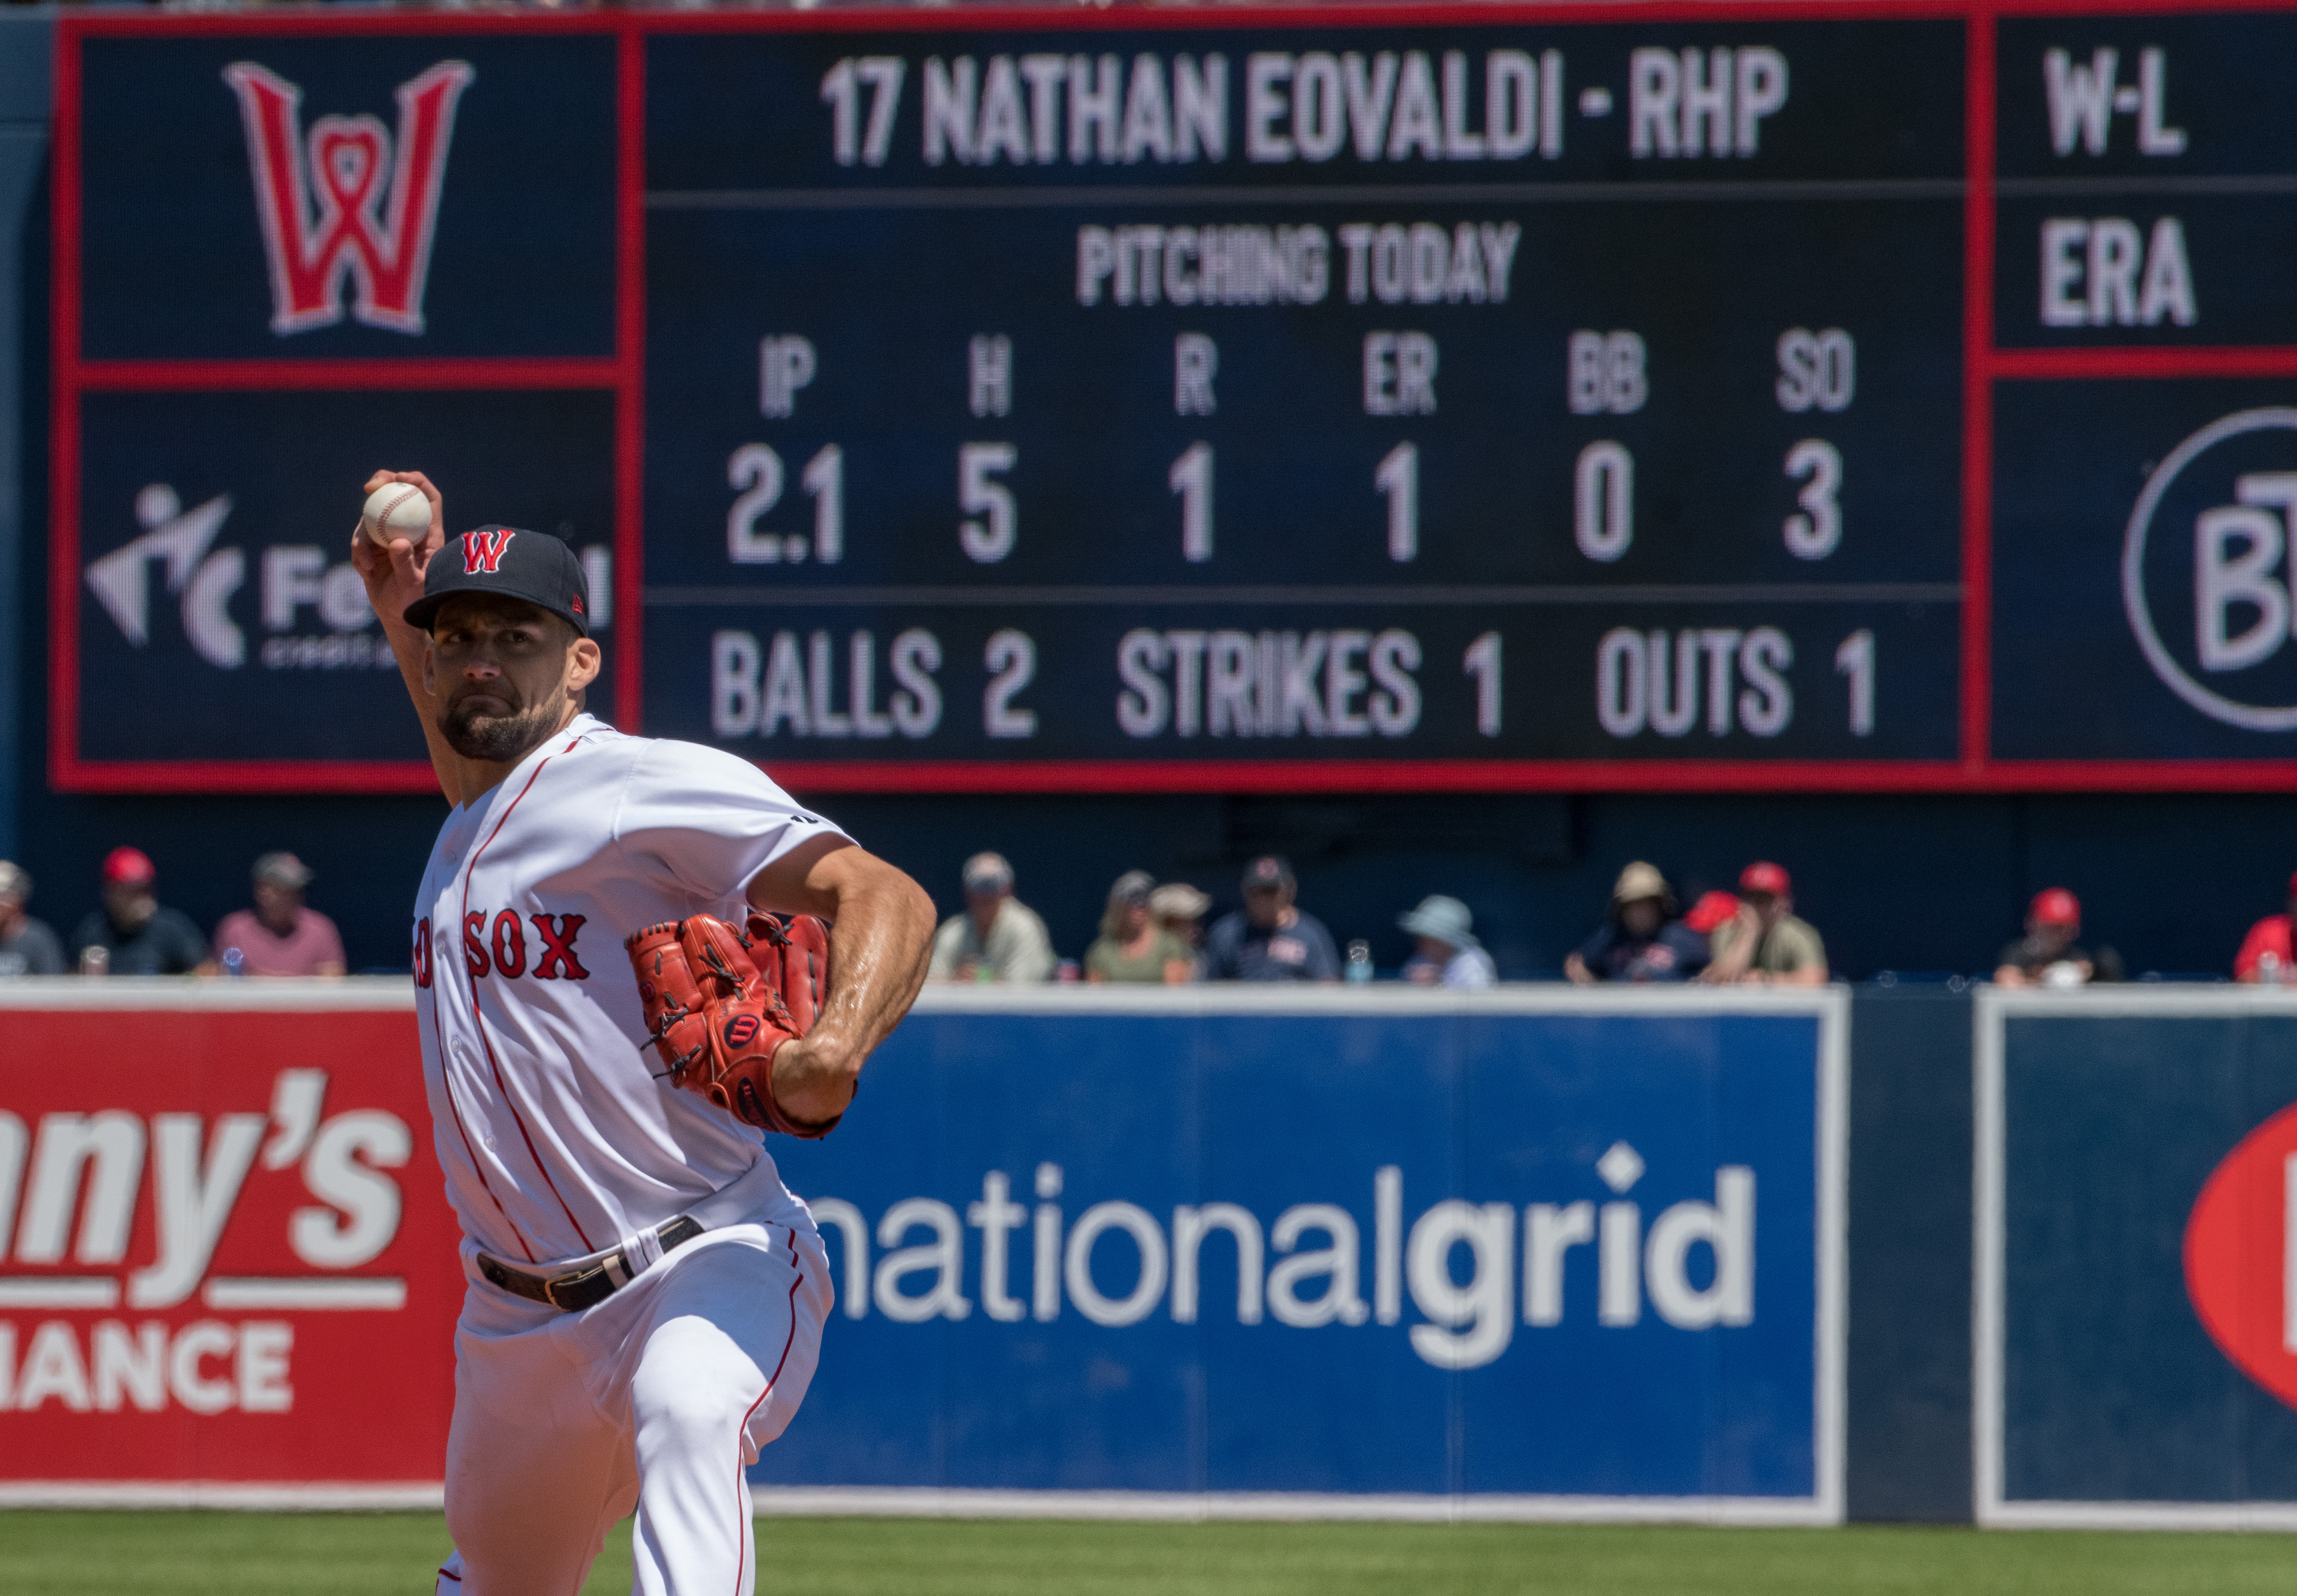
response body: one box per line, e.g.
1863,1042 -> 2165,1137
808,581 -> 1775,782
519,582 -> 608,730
625,911 -> 840,1138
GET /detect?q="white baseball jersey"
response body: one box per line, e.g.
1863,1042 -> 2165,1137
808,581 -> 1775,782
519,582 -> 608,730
411,713 -> 846,1277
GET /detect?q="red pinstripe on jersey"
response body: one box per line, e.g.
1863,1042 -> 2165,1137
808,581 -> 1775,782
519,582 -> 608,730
426,965 -> 534,1262
453,732 -> 608,1255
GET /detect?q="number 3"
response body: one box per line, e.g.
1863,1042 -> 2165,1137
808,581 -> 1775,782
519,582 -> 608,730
1784,439 -> 1841,559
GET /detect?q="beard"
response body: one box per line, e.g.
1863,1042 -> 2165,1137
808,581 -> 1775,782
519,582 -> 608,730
438,686 -> 559,763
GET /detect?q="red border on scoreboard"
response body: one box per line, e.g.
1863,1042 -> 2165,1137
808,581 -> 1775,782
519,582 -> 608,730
46,15 -> 633,800
48,2 -> 2297,796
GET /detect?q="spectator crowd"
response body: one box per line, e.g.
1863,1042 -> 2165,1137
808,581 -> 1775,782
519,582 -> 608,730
0,847 -> 344,978
922,851 -> 1839,987
912,851 -> 2287,990
6,837 -> 2296,989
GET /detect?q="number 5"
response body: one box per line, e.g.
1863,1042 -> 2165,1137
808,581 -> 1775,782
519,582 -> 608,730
960,443 -> 1017,563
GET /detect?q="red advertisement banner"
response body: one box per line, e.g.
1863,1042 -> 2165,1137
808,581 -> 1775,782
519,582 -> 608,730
0,986 -> 457,1494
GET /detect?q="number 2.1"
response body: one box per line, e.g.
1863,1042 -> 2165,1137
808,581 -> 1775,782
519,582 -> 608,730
726,443 -> 842,565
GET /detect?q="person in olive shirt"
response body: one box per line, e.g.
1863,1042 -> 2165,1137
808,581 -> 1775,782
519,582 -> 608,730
1084,871 -> 1194,984
1702,861 -> 1829,987
71,847 -> 214,976
928,851 -> 1056,983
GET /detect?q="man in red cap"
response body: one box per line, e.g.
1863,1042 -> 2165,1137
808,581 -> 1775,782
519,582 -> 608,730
2233,872 -> 2297,983
1995,888 -> 2119,987
1702,862 -> 1828,987
70,847 -> 213,976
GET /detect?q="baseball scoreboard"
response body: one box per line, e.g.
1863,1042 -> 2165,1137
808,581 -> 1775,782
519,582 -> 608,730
50,4 -> 2297,791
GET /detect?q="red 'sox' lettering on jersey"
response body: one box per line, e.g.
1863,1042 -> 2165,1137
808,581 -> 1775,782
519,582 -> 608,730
2185,1099 -> 2297,1410
531,914 -> 590,981
490,910 -> 527,978
222,60 -> 474,337
461,528 -> 515,575
453,910 -> 592,982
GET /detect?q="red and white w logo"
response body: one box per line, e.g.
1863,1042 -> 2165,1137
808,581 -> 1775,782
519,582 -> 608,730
461,529 -> 516,575
223,60 -> 474,337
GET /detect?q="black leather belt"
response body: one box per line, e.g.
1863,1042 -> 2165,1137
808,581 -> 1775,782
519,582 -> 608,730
478,1214 -> 706,1312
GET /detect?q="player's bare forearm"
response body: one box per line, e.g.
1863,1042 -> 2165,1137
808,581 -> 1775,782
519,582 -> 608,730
1699,908 -> 1759,985
748,838 -> 934,1123
376,598 -> 461,804
350,470 -> 461,804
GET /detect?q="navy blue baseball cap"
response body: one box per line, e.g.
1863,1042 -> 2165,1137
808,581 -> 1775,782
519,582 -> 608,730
404,524 -> 590,637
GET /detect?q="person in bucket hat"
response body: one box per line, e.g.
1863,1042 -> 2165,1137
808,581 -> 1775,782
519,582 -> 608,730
1399,895 -> 1497,989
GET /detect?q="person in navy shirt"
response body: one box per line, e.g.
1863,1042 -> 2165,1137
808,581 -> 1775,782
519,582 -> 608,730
1205,856 -> 1340,982
71,847 -> 213,977
1565,861 -> 1709,984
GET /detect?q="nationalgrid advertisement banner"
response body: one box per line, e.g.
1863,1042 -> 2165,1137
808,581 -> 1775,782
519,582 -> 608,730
0,987 -> 1844,1517
761,988 -> 1846,1518
1978,988 -> 2297,1530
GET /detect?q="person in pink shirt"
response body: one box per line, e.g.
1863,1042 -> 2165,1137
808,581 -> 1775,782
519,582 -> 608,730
212,852 -> 347,977
2234,872 -> 2297,984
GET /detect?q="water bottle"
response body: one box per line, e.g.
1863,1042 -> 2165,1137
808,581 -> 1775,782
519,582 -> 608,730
222,946 -> 246,978
1344,940 -> 1373,983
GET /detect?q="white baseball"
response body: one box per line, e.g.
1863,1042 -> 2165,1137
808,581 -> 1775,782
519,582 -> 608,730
361,482 -> 434,546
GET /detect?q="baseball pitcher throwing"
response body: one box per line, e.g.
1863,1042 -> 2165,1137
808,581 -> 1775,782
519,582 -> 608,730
352,470 -> 935,1596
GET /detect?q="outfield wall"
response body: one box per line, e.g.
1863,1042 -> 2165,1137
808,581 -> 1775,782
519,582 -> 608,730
1,983 -> 2293,1528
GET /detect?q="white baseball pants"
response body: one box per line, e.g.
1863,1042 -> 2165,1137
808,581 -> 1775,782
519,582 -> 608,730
432,1221 -> 832,1596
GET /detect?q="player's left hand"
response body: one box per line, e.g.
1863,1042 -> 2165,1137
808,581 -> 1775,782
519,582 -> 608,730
351,468 -> 447,632
628,913 -> 850,1138
766,1034 -> 859,1128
